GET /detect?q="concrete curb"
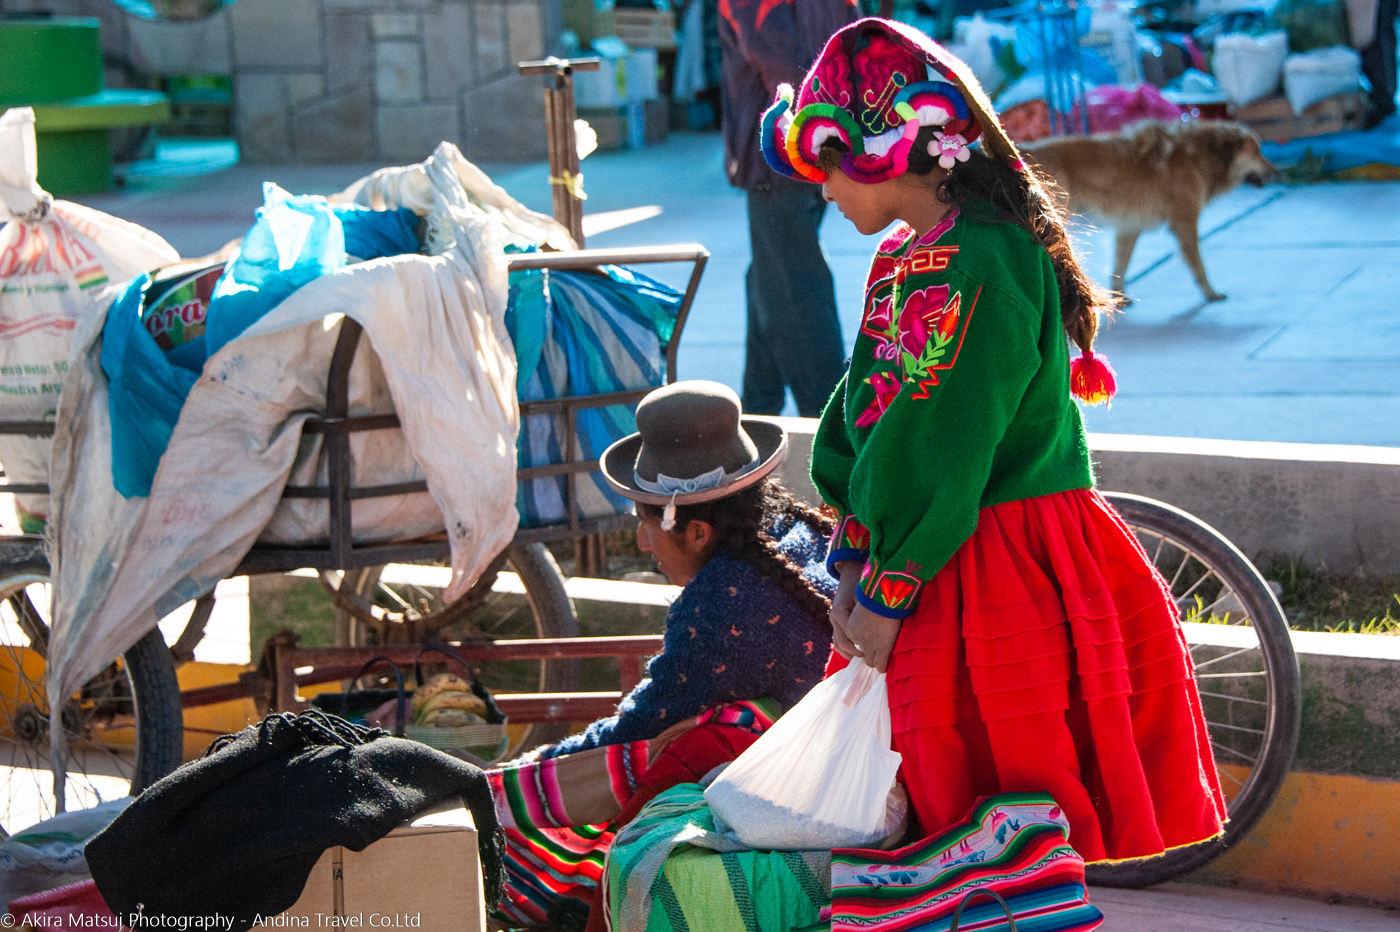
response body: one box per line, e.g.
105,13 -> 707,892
761,417 -> 1400,575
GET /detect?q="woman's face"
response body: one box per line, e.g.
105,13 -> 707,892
822,163 -> 949,238
635,512 -> 715,587
822,167 -> 904,235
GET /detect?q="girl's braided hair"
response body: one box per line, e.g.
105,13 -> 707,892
912,128 -> 1114,354
637,478 -> 835,628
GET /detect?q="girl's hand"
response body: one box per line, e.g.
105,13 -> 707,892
830,562 -> 861,659
844,603 -> 902,674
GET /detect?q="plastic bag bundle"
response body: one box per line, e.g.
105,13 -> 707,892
0,107 -> 178,529
1284,46 -> 1363,114
1213,31 -> 1288,106
508,263 -> 680,528
101,183 -> 419,498
705,662 -> 905,851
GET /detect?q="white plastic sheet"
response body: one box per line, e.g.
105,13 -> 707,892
1284,45 -> 1363,115
0,108 -> 178,527
705,662 -> 906,851
46,143 -> 551,760
1213,31 -> 1289,107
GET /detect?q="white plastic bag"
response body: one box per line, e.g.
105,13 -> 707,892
1213,31 -> 1289,106
1284,46 -> 1363,114
0,107 -> 178,529
705,661 -> 905,850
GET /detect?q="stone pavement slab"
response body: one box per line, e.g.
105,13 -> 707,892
75,132 -> 1400,447
1091,883 -> 1399,931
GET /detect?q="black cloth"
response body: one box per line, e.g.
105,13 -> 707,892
742,185 -> 846,416
85,711 -> 506,932
1361,0 -> 1398,127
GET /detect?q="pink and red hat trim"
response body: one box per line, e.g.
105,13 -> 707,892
763,18 -> 1023,184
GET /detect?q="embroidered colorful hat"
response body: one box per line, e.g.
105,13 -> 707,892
601,381 -> 787,528
762,17 -> 1023,184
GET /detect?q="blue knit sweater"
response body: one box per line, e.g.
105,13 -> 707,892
540,515 -> 835,758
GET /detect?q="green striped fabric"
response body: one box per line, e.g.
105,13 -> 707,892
606,784 -> 832,932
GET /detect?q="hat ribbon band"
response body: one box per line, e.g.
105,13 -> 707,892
634,464 -> 734,496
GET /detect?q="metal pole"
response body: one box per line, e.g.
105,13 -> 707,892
519,57 -> 600,248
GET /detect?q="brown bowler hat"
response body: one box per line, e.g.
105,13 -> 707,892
600,381 -> 787,507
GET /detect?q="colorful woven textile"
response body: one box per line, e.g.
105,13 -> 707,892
830,793 -> 1103,932
507,263 -> 681,528
491,701 -> 777,927
605,784 -> 832,932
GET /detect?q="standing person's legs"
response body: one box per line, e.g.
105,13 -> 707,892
1362,0 -> 1399,127
742,185 -> 846,417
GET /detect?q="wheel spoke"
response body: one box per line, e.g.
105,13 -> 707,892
1175,568 -> 1220,606
1194,646 -> 1260,671
1206,720 -> 1266,736
1198,690 -> 1269,706
1216,766 -> 1245,789
1210,741 -> 1257,765
1168,551 -> 1193,591
1195,671 -> 1267,679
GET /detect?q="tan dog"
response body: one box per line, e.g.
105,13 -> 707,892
1022,121 -> 1277,303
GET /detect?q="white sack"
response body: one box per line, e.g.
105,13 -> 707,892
704,662 -> 906,850
0,108 -> 178,527
1284,45 -> 1363,114
1213,31 -> 1289,107
47,143 -> 526,734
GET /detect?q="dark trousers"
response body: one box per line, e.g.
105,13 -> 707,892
742,185 -> 846,418
1362,0 -> 1398,126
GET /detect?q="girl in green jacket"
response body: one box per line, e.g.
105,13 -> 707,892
760,17 -> 1226,862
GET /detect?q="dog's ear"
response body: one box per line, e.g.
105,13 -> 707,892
1207,123 -> 1252,163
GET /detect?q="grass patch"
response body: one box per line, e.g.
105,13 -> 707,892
1258,555 -> 1400,635
249,577 -> 337,660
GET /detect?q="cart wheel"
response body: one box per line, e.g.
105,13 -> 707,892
321,542 -> 581,752
1086,493 -> 1301,887
0,537 -> 182,833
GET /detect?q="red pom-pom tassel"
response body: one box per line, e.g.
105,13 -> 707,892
1070,348 -> 1117,406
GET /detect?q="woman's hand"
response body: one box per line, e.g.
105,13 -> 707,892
844,603 -> 902,674
830,562 -> 861,659
830,563 -> 902,672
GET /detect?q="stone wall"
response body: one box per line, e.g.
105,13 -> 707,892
0,0 -> 557,164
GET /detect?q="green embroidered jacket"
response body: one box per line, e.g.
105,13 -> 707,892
811,205 -> 1095,619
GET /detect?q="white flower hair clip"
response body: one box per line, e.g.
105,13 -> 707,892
929,132 -> 971,170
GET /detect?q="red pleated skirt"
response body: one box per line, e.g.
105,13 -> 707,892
829,488 -> 1226,863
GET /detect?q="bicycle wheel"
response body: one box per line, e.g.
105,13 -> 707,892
320,542 -> 581,751
1086,493 -> 1301,887
0,537 -> 183,833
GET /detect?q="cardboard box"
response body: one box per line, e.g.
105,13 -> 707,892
579,98 -> 668,151
574,49 -> 659,109
615,9 -> 677,50
281,803 -> 485,931
1233,92 -> 1364,142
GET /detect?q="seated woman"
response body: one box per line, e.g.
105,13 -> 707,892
490,381 -> 834,930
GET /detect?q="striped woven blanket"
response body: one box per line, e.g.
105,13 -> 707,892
830,793 -> 1104,932
490,701 -> 776,927
508,263 -> 681,528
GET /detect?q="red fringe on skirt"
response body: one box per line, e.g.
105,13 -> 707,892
829,488 -> 1226,863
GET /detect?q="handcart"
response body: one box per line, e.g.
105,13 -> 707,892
0,58 -> 1299,890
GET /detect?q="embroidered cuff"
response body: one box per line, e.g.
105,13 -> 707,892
826,513 -> 871,576
855,557 -> 926,620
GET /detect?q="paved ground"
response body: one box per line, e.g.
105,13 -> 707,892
80,131 -> 1400,447
1091,883 -> 1398,931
